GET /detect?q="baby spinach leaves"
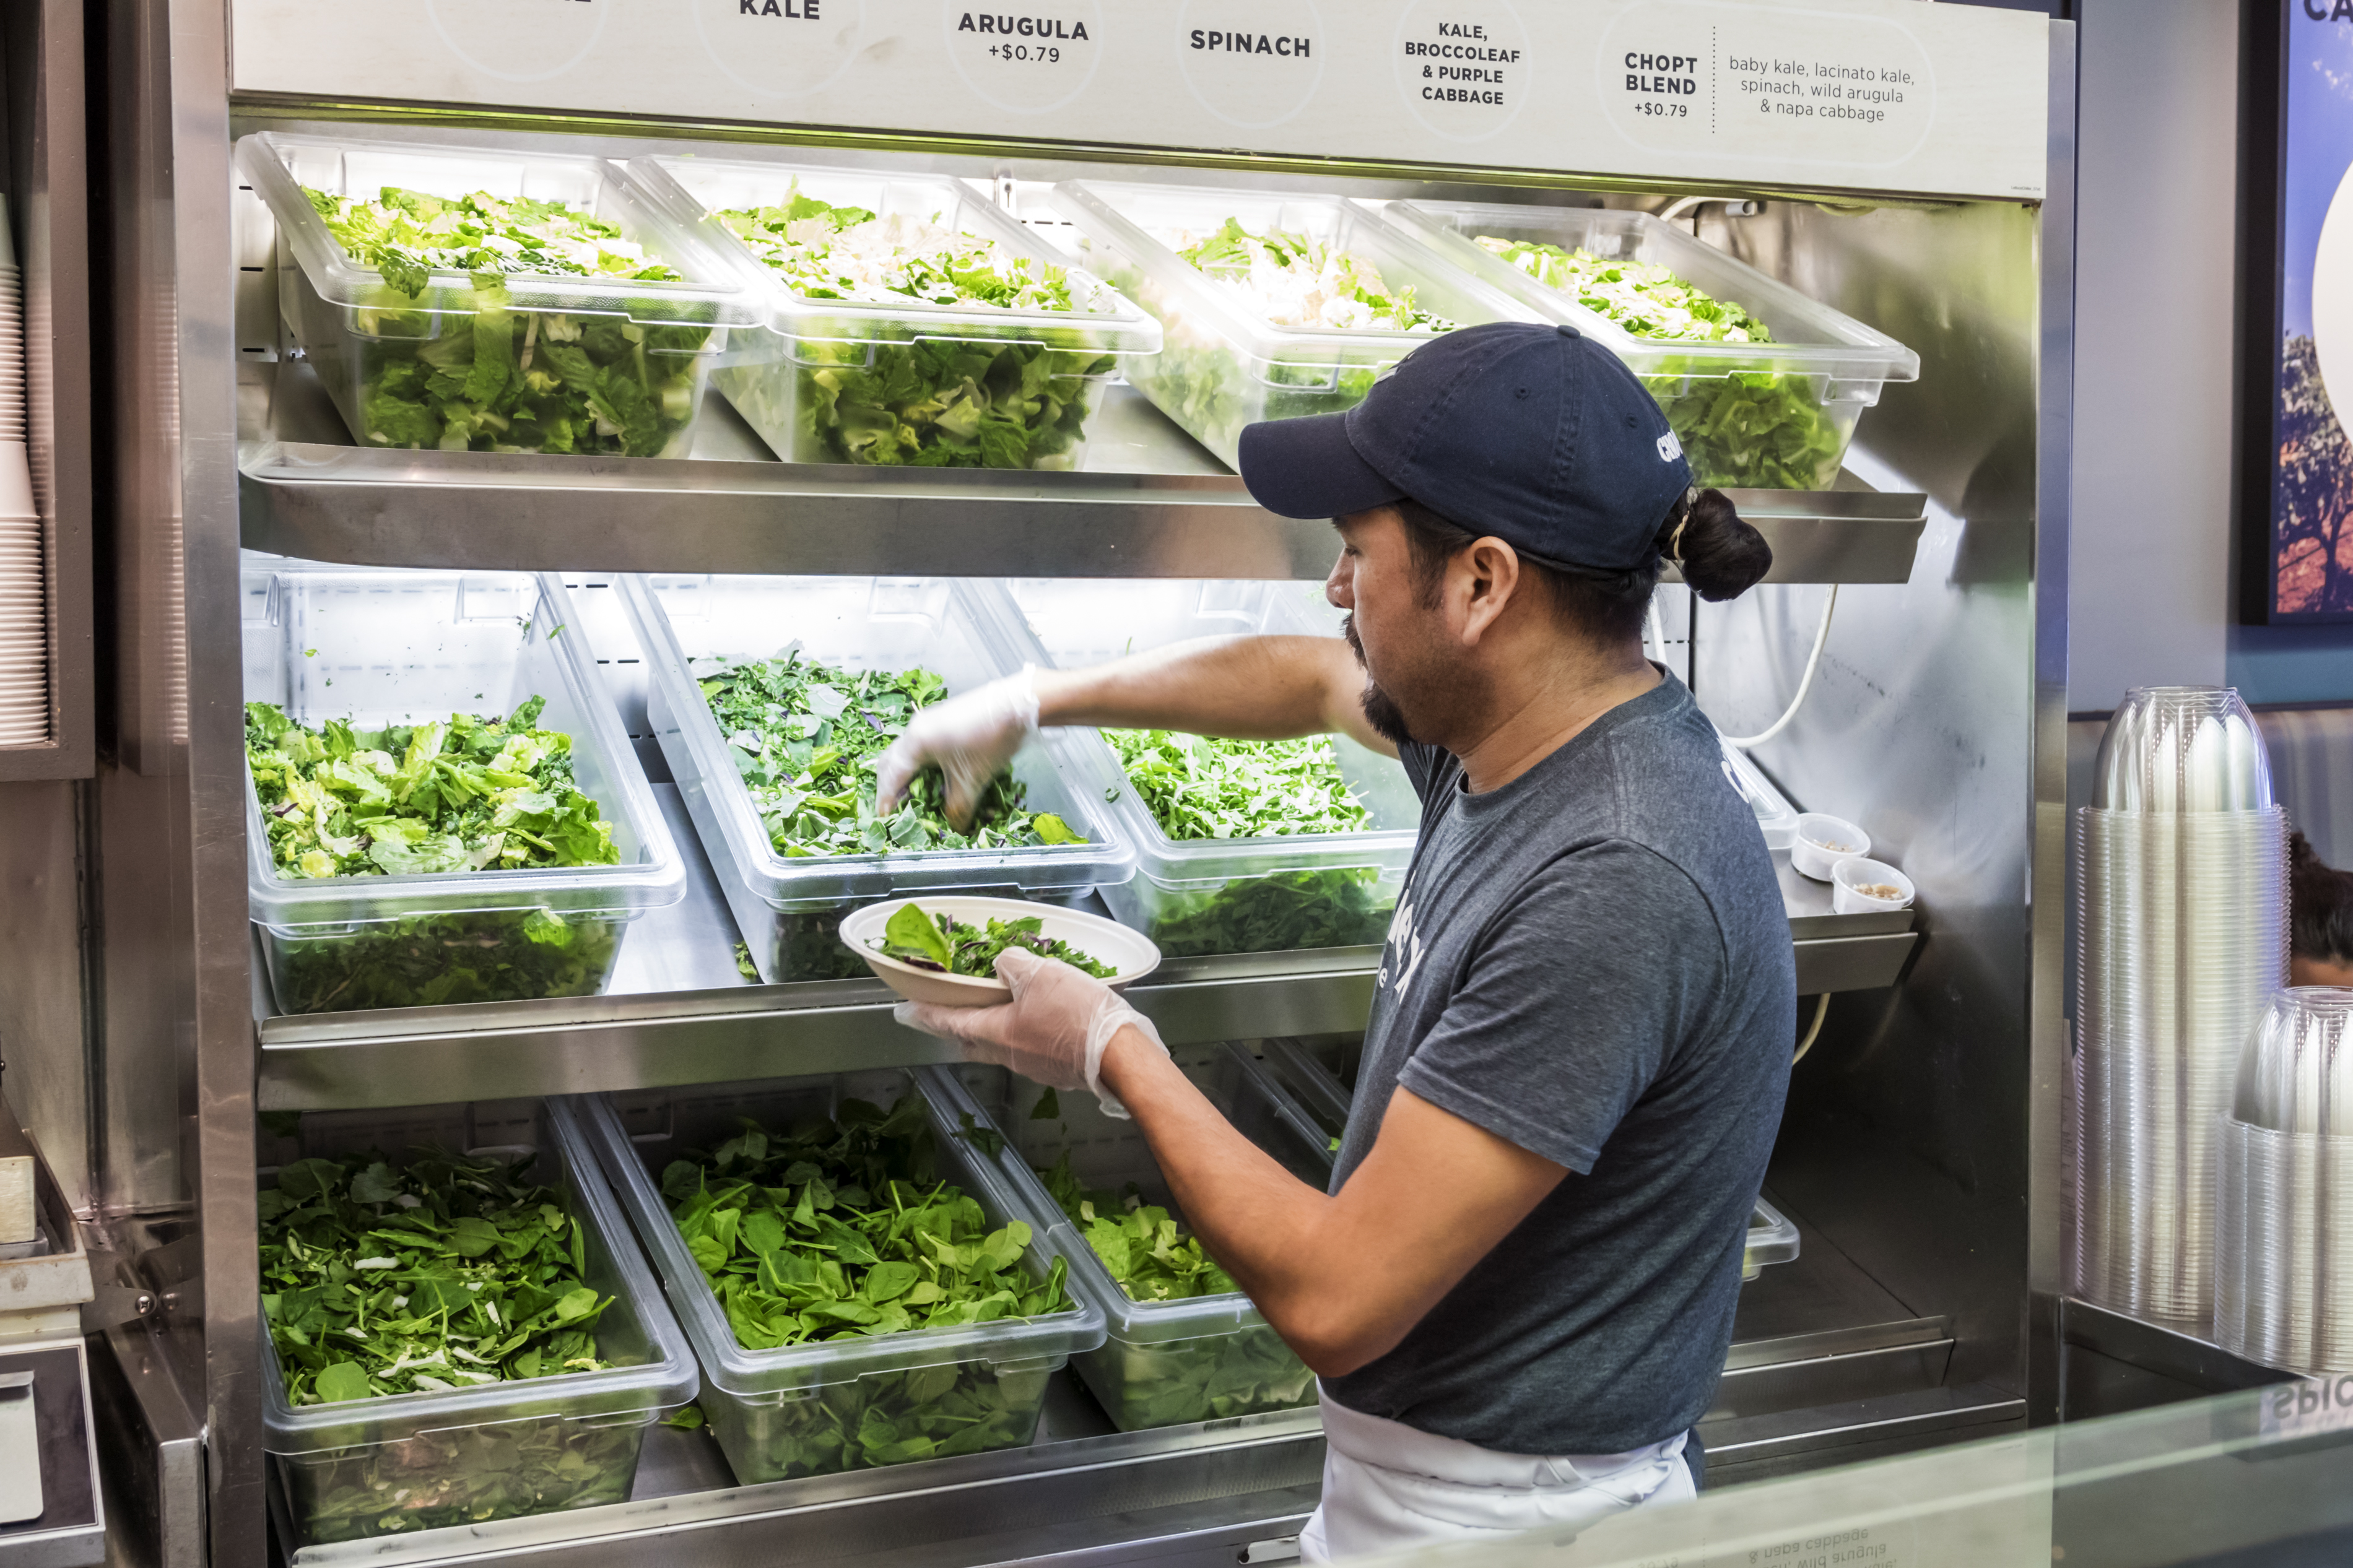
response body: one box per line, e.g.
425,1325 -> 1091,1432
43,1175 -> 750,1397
874,903 -> 1115,979
660,1096 -> 1076,1478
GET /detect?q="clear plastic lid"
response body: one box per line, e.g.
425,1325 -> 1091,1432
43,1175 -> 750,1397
2234,989 -> 2353,1134
241,568 -> 683,929
2092,687 -> 2276,813
1380,202 -> 1919,386
1720,740 -> 1799,852
1045,180 -> 1534,383
237,132 -> 761,330
627,156 -> 1160,358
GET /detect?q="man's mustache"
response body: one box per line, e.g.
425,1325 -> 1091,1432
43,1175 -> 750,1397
1342,613 -> 1367,667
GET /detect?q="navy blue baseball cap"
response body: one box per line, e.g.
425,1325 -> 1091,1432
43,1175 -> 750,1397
1236,321 -> 1693,574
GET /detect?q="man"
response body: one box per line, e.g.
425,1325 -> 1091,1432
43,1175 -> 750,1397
882,321 -> 1794,1558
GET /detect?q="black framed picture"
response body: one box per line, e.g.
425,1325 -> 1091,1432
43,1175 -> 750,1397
2242,1 -> 2353,622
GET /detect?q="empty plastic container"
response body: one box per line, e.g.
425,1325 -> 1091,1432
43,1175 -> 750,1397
1720,740 -> 1799,853
241,568 -> 684,1014
627,156 -> 1160,470
238,133 -> 759,458
927,1047 -> 1333,1431
259,1098 -> 698,1547
996,578 -> 1418,957
1381,203 -> 1919,490
2217,989 -> 2353,1372
617,574 -> 1131,982
1046,181 -> 1534,468
573,1070 -> 1105,1483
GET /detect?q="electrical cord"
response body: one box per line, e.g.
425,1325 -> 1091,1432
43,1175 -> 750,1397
1721,585 -> 1838,751
1792,993 -> 1830,1065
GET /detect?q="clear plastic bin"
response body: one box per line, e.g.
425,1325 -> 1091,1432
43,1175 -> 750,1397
1381,202 -> 1920,491
996,578 -> 1419,958
1251,1039 -> 1801,1283
572,1070 -> 1105,1484
627,157 -> 1160,470
260,1098 -> 698,1547
617,574 -> 1131,983
237,132 -> 760,458
242,567 -> 684,1014
1045,181 -> 1534,469
925,1047 -> 1333,1431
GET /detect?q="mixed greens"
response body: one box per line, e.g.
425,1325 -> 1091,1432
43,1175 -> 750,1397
1109,217 -> 1457,466
1469,236 -> 1846,489
1103,729 -> 1394,957
261,1146 -> 637,1542
872,902 -> 1115,979
659,1096 -> 1074,1476
1036,1149 -> 1316,1427
697,651 -> 1085,982
711,186 -> 1113,469
1106,729 -> 1372,840
302,184 -> 713,457
245,698 -> 625,1013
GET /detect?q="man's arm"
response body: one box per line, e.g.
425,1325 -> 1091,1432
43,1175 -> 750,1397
1034,634 -> 1393,756
877,631 -> 1392,825
1097,1029 -> 1565,1377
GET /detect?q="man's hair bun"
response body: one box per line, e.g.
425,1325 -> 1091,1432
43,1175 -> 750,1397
1661,488 -> 1772,602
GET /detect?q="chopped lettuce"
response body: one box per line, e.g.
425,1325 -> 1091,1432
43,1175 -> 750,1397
246,698 -> 627,1013
711,186 -> 1115,469
1471,236 -> 1848,488
301,184 -> 713,457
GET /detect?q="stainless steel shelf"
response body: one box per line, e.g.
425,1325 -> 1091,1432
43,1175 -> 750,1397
237,365 -> 1928,583
254,789 -> 1918,1111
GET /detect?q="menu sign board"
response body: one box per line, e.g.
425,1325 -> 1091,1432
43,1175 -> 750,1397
2254,2 -> 2353,622
230,0 -> 2050,202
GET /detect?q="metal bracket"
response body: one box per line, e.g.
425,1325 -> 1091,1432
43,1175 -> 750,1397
80,1281 -> 155,1334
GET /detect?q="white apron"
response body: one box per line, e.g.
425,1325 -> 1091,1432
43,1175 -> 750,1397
1298,1390 -> 1696,1564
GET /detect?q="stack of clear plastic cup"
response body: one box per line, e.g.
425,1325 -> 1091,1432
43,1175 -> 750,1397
2215,989 -> 2353,1372
2070,687 -> 2289,1331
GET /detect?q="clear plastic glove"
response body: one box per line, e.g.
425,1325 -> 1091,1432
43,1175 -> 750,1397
873,668 -> 1041,830
894,946 -> 1168,1119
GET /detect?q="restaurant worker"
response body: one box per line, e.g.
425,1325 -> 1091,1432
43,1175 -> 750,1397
879,321 -> 1795,1561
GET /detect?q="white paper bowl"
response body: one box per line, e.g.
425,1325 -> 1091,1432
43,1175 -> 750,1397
842,895 -> 1162,1008
1793,813 -> 1871,881
1832,857 -> 1914,913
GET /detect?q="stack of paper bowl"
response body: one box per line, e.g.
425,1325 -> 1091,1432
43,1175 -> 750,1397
2070,687 -> 2288,1331
2216,989 -> 2353,1372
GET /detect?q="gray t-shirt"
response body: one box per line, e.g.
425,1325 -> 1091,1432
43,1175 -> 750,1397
1323,672 -> 1794,1455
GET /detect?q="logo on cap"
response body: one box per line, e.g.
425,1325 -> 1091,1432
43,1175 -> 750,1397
1656,431 -> 1684,462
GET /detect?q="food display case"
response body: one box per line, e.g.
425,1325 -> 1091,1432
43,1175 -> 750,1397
22,1 -> 2090,1564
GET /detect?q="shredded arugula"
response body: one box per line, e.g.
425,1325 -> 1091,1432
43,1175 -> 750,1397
1035,1150 -> 1316,1427
302,184 -> 711,457
660,1097 -> 1073,1476
1469,236 -> 1845,488
261,1146 -> 635,1543
247,698 -> 627,1013
874,902 -> 1115,979
713,187 -> 1113,469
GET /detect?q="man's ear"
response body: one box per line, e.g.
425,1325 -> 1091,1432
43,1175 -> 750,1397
1450,537 -> 1524,649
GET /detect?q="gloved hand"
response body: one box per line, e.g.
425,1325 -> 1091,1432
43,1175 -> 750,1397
874,668 -> 1042,830
894,946 -> 1169,1119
